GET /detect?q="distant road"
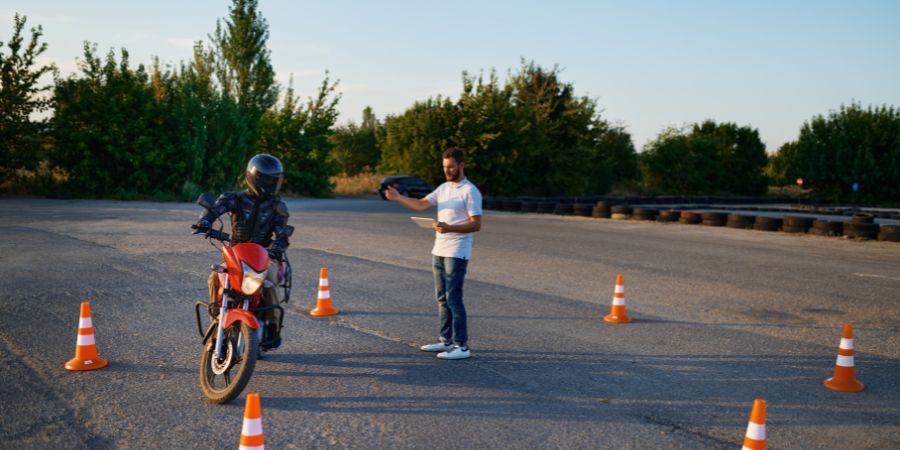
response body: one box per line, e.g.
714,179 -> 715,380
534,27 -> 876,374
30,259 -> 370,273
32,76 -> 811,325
1,197 -> 898,449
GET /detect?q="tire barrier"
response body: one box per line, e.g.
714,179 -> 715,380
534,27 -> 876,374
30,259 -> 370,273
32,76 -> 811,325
610,205 -> 632,220
678,211 -> 701,224
502,199 -> 523,212
657,209 -> 681,222
592,205 -> 611,218
878,225 -> 900,242
726,214 -> 755,229
480,196 -> 899,244
809,220 -> 843,237
521,201 -> 538,213
632,207 -> 659,221
536,201 -> 556,214
573,203 -> 594,217
701,212 -> 727,226
782,215 -> 814,233
844,221 -> 879,240
753,216 -> 782,231
553,202 -> 574,215
483,198 -> 503,210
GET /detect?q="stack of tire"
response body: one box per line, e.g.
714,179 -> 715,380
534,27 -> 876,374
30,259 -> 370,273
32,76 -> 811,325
844,214 -> 879,240
573,203 -> 594,217
726,214 -> 755,229
701,212 -> 727,226
592,201 -> 611,218
484,198 -> 503,211
536,201 -> 556,214
753,216 -> 782,232
632,207 -> 659,221
678,211 -> 701,224
521,200 -> 538,213
878,225 -> 900,242
553,202 -> 574,215
809,219 -> 843,237
657,209 -> 681,222
502,199 -> 523,212
611,205 -> 632,220
782,216 -> 814,233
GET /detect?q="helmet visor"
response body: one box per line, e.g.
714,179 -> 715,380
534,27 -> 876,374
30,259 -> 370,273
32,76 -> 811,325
248,171 -> 283,197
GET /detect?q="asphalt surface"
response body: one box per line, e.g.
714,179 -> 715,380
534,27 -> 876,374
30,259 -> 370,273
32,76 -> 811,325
1,197 -> 898,449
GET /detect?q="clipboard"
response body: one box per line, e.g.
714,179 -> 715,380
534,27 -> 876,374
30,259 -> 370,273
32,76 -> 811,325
410,216 -> 436,229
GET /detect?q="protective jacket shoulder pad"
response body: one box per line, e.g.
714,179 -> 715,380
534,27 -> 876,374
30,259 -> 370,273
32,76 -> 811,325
275,200 -> 290,217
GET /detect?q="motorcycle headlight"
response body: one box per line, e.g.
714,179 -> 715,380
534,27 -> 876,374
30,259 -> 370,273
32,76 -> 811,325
241,261 -> 266,294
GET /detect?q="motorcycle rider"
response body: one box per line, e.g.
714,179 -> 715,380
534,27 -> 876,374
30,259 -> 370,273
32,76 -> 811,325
195,153 -> 292,351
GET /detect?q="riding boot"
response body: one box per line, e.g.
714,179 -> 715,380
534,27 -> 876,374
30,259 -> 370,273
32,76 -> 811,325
263,322 -> 281,351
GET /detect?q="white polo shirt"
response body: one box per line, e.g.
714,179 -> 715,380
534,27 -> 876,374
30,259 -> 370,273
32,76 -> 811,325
425,177 -> 483,260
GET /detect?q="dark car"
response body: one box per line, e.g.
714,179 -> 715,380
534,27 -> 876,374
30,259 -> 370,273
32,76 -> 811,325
378,176 -> 433,200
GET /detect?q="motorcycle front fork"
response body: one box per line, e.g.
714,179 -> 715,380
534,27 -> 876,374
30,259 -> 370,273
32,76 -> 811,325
213,277 -> 252,360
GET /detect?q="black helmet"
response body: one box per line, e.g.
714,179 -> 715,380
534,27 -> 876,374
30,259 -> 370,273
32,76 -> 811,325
245,154 -> 284,198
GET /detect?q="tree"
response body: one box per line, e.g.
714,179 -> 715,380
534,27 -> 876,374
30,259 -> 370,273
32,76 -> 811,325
329,106 -> 382,175
210,0 -> 278,145
0,13 -> 56,184
640,120 -> 767,195
377,61 -> 638,196
257,75 -> 341,196
777,103 -> 900,203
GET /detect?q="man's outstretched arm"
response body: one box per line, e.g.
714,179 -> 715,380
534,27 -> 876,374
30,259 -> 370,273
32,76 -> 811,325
385,185 -> 433,211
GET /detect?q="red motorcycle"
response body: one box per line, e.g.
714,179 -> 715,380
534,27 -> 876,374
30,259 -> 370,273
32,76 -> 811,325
191,193 -> 292,404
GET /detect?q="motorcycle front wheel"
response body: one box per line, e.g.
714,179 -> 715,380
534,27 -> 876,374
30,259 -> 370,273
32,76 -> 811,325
199,321 -> 258,404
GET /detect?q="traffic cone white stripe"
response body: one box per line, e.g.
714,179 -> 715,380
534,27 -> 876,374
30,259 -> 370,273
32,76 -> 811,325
320,278 -> 329,287
614,285 -> 624,293
836,355 -> 855,367
77,333 -> 96,346
318,290 -> 330,299
242,418 -> 262,436
612,298 -> 625,306
79,317 -> 92,328
239,445 -> 264,450
840,338 -> 854,350
744,422 -> 765,440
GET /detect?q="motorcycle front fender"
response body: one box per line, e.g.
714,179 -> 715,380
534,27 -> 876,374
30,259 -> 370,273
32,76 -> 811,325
221,308 -> 260,330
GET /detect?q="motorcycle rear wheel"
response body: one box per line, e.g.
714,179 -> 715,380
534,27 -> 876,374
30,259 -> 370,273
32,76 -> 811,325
199,322 -> 258,404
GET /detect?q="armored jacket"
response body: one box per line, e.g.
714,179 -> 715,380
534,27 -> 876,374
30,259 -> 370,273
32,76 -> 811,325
201,190 -> 291,252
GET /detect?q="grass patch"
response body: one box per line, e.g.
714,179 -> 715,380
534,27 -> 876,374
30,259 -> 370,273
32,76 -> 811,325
331,171 -> 382,197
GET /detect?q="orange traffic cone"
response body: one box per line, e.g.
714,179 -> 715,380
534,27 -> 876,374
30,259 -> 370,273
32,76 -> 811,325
310,267 -> 339,316
824,323 -> 864,392
239,393 -> 265,450
65,301 -> 108,371
603,274 -> 632,323
742,399 -> 766,450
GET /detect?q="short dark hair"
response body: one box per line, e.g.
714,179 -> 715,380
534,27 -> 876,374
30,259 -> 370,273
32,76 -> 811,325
442,147 -> 465,163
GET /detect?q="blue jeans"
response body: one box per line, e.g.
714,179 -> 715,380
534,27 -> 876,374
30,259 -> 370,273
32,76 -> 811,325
432,255 -> 469,347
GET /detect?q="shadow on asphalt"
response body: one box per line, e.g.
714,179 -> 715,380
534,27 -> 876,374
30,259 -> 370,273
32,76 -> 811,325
249,350 -> 900,428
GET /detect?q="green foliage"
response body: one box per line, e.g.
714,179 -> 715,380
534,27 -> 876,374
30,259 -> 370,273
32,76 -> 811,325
772,103 -> 900,203
210,0 -> 278,144
377,61 -> 639,196
0,13 -> 56,185
377,96 -> 458,183
36,0 -> 338,200
257,76 -> 341,197
329,106 -> 381,175
640,120 -> 768,195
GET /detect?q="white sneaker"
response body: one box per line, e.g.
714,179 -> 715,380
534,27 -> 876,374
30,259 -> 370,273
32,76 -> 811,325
437,345 -> 471,360
420,342 -> 452,352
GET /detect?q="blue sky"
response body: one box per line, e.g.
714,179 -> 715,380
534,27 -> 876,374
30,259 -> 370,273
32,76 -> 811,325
3,1 -> 899,152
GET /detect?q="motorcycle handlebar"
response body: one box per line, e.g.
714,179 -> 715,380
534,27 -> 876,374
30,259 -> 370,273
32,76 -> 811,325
191,224 -> 231,242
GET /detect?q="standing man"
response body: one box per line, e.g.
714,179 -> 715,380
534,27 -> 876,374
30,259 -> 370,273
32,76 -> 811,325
385,147 -> 482,360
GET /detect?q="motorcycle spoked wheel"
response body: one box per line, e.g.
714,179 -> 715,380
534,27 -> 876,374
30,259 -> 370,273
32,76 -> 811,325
199,321 -> 258,404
